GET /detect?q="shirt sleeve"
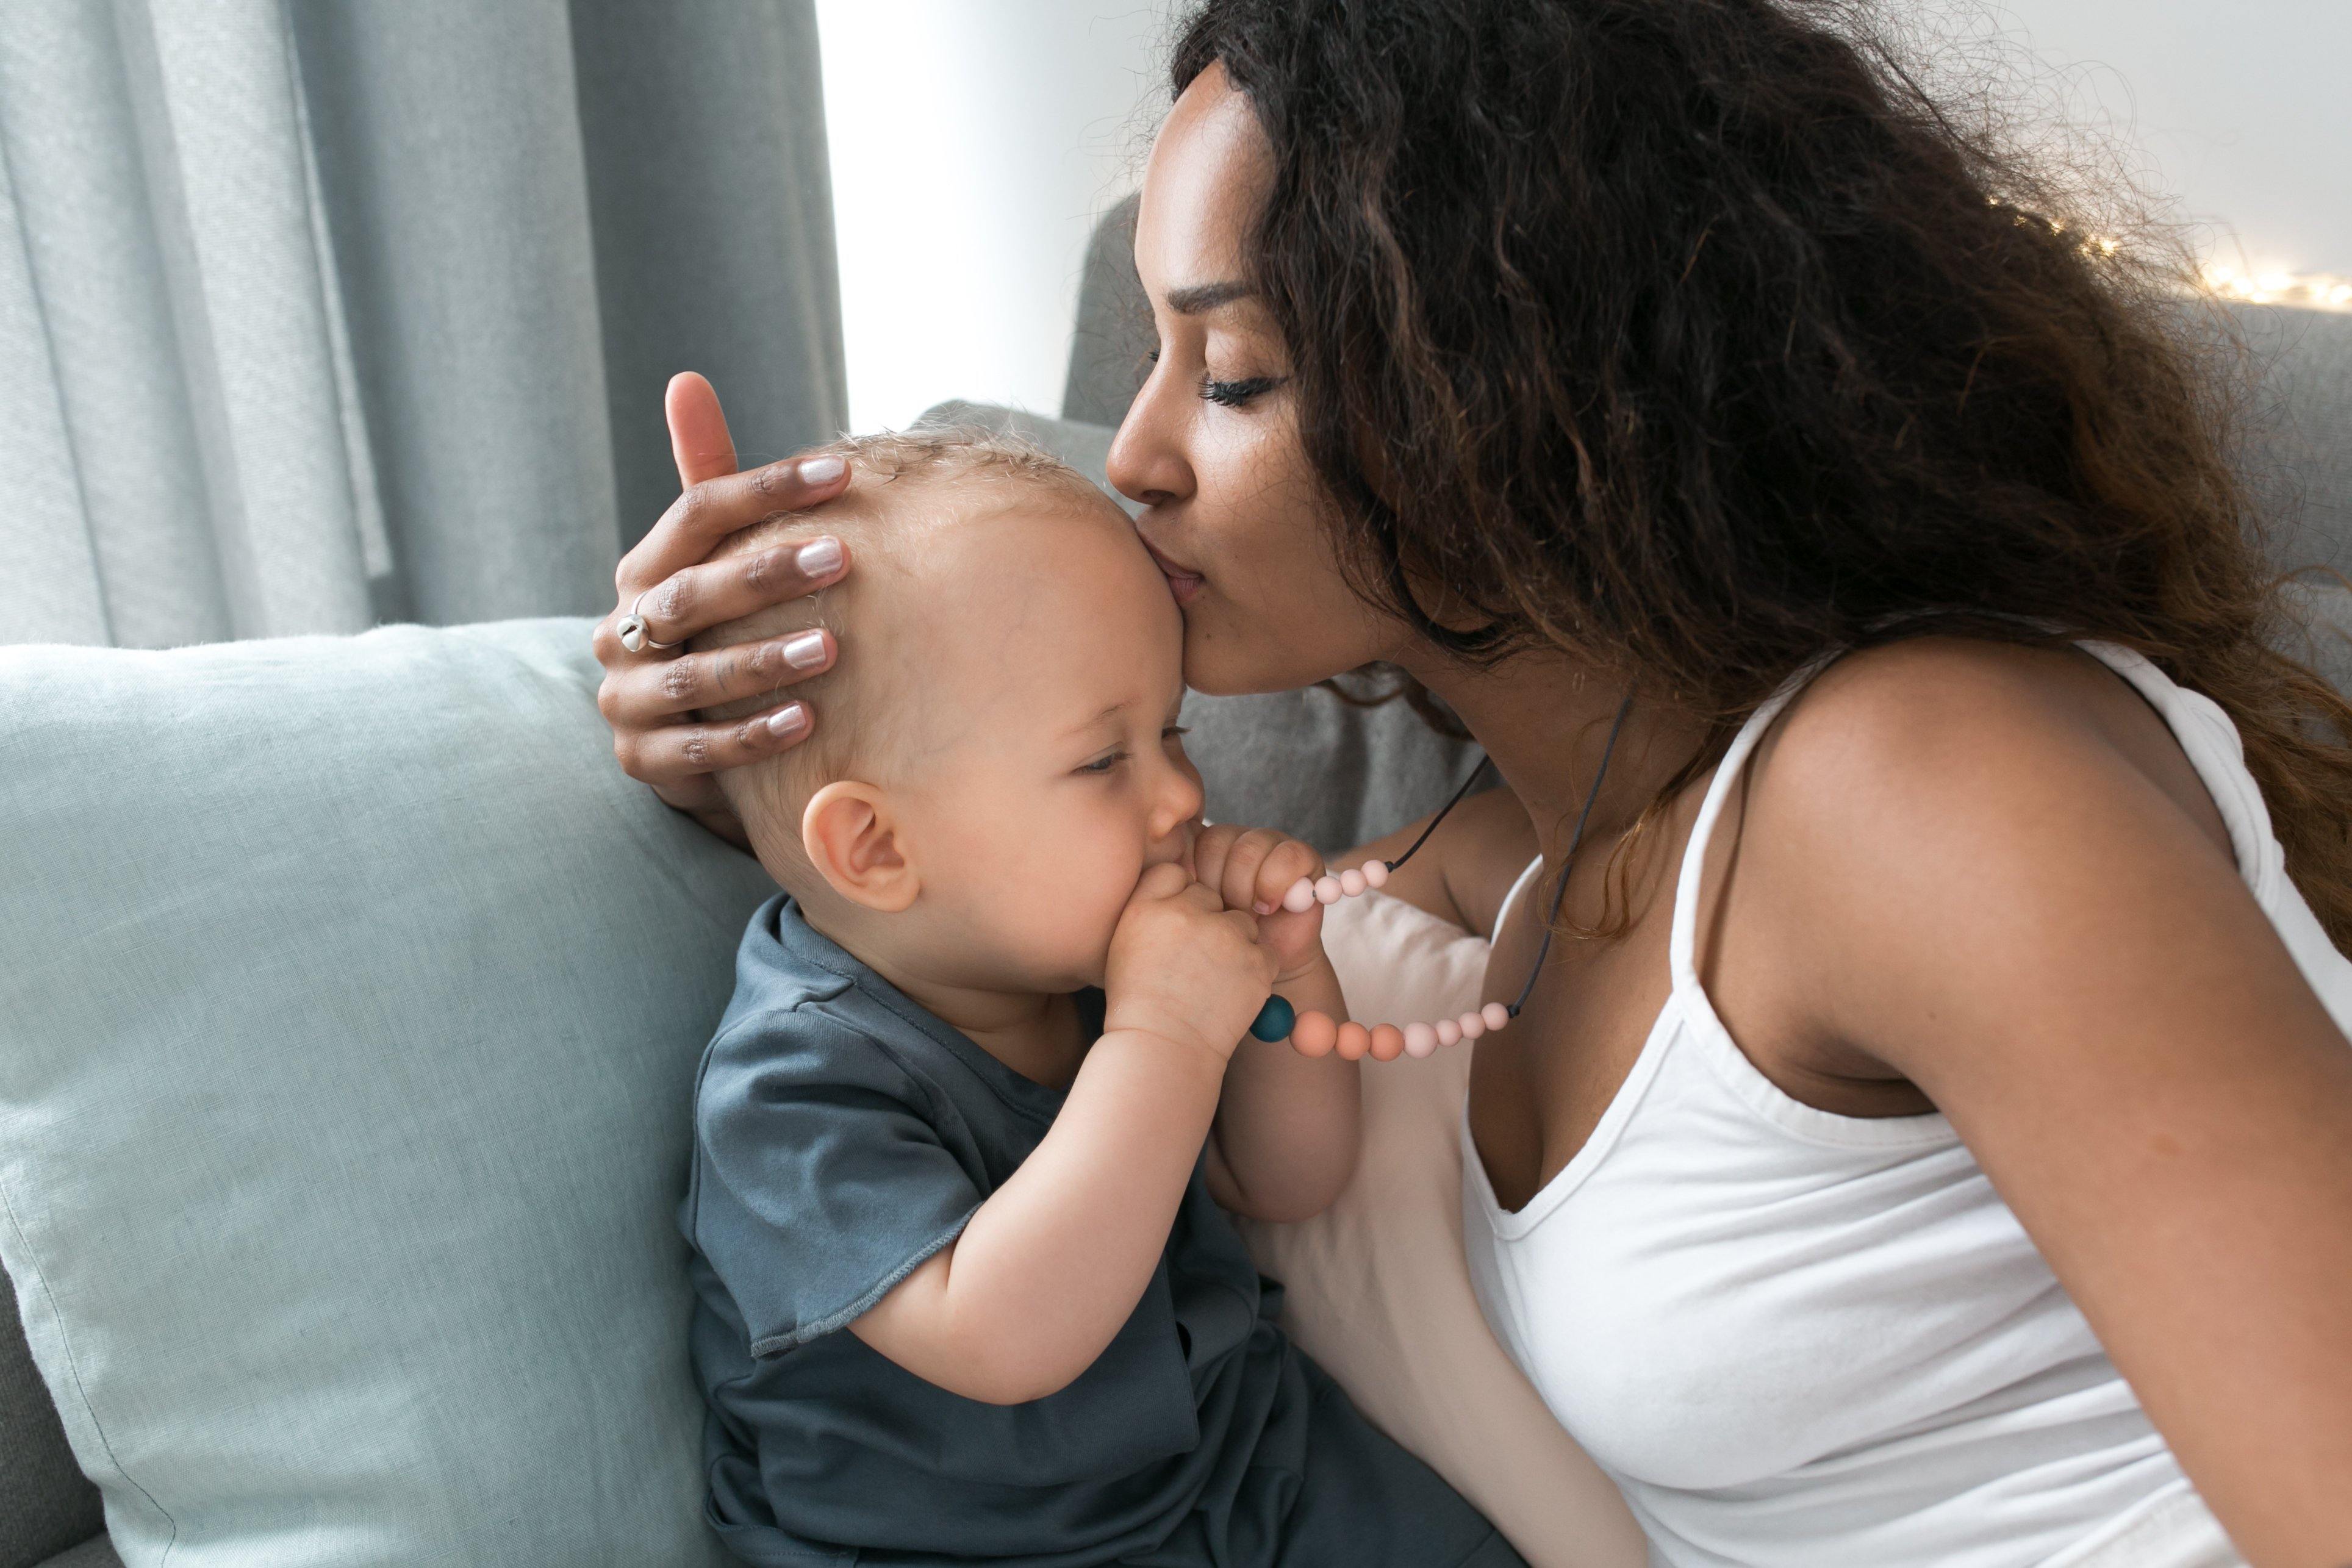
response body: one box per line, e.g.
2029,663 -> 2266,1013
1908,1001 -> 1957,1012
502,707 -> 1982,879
689,1004 -> 984,1358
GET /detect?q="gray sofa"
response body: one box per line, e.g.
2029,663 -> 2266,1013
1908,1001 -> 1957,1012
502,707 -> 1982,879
3,192 -> 2348,1568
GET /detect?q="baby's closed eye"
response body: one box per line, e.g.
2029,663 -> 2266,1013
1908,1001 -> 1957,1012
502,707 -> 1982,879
1075,725 -> 1191,776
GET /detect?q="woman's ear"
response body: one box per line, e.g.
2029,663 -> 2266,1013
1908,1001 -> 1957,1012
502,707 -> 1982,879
801,781 -> 918,912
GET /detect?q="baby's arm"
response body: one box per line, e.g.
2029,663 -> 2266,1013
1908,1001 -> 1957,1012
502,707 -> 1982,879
1186,826 -> 1362,1223
846,862 -> 1277,1406
1338,784 -> 1538,940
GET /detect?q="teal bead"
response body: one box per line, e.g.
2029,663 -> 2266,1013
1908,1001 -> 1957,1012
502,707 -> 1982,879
1249,995 -> 1296,1042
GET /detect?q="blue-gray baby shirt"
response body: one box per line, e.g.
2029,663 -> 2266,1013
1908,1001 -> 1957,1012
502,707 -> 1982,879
679,893 -> 1313,1567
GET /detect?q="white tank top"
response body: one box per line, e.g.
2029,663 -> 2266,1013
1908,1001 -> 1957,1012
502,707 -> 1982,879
1462,642 -> 2351,1568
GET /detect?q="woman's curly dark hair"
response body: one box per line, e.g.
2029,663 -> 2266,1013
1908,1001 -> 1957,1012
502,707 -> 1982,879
1172,0 -> 2352,945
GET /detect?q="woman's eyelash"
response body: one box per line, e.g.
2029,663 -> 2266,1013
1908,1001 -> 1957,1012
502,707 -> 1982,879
1200,376 -> 1280,408
1143,349 -> 1279,408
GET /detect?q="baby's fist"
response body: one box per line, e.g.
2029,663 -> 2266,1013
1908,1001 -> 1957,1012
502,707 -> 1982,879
1104,861 -> 1280,1064
1188,825 -> 1330,983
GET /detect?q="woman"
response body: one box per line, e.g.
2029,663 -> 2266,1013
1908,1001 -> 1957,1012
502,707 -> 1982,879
593,2 -> 2352,1562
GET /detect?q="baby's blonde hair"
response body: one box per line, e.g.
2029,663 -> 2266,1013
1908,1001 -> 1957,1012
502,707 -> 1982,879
688,425 -> 1114,882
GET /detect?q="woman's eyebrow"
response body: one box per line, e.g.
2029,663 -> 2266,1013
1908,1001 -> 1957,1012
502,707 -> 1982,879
1164,280 -> 1255,315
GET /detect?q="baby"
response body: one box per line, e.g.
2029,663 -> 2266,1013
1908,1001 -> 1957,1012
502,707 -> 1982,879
675,429 -> 1524,1568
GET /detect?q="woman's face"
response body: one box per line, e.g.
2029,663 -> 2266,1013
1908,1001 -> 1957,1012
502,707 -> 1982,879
1107,63 -> 1405,698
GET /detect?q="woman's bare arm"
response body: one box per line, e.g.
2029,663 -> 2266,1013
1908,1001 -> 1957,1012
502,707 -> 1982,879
1745,645 -> 2352,1568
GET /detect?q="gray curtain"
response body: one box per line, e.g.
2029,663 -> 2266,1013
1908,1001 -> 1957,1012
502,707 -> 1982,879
1,0 -> 846,649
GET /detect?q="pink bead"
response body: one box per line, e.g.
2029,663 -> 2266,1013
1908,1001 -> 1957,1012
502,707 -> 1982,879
1368,1023 -> 1407,1062
1435,1017 -> 1461,1048
1282,878 -> 1318,914
1339,868 -> 1366,897
1292,1011 -> 1339,1058
1457,1011 -> 1486,1040
1361,859 -> 1389,889
1482,1001 -> 1511,1032
1403,1022 -> 1438,1058
1335,1022 -> 1372,1061
1313,875 -> 1343,905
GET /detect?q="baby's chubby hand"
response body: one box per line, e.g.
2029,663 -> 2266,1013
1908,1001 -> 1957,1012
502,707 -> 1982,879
1103,862 -> 1282,1065
1187,825 -> 1332,986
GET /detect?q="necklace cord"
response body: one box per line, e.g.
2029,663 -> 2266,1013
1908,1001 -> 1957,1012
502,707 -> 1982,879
1349,687 -> 1634,1021
1509,691 -> 1635,1017
1382,754 -> 1493,873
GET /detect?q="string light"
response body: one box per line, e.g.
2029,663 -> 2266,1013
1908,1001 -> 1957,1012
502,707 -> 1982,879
1985,196 -> 2350,315
2198,265 -> 2352,313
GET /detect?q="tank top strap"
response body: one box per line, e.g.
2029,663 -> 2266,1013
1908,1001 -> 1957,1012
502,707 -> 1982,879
1668,659 -> 1835,990
1492,851 -> 1545,940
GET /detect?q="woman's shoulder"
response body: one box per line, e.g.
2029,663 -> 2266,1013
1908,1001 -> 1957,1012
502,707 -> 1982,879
1696,633 -> 2257,1113
1748,634 -> 2230,857
1769,634 -> 2143,761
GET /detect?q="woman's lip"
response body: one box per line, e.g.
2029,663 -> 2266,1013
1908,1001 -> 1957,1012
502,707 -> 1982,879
1136,532 -> 1205,601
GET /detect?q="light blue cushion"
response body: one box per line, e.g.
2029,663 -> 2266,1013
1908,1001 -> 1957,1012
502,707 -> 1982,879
0,618 -> 770,1566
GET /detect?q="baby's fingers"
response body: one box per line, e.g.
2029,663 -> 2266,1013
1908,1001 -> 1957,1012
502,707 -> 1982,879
1248,837 -> 1324,917
1186,822 -> 1242,888
1232,909 -> 1283,983
1131,861 -> 1196,906
1206,828 -> 1282,915
1279,849 -> 1393,914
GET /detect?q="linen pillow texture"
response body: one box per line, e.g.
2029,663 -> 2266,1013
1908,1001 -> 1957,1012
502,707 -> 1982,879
0,620 -> 772,1566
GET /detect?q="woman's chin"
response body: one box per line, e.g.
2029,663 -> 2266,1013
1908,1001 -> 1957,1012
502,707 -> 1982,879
1177,617 -> 1241,694
1180,618 -> 1349,698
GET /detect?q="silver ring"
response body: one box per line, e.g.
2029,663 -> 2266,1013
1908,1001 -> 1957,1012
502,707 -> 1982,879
617,589 -> 683,654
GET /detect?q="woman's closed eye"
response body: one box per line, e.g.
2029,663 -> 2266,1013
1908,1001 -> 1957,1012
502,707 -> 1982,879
1200,376 -> 1282,408
1142,349 -> 1284,410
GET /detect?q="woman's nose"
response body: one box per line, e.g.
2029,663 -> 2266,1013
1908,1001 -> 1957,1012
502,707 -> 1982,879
1106,356 -> 1191,508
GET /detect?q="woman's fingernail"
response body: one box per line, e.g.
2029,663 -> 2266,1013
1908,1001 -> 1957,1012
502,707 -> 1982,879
1253,901 -> 1274,916
799,455 -> 847,484
767,704 -> 809,740
782,631 -> 828,669
795,537 -> 843,578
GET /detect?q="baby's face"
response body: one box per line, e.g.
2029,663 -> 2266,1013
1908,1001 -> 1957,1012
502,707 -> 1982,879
887,494 -> 1203,995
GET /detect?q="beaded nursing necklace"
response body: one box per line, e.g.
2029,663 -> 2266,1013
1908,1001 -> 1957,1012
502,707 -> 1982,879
1247,692 -> 1635,1062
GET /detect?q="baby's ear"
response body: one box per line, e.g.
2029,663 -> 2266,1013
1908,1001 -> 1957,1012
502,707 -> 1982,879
801,780 -> 917,912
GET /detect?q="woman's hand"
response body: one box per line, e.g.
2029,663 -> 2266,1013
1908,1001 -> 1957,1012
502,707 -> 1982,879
592,373 -> 853,843
1188,823 -> 1329,983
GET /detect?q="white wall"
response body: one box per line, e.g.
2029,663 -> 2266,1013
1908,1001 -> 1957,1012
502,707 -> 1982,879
1991,0 -> 2352,279
814,2 -> 1178,432
813,1 -> 2350,436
